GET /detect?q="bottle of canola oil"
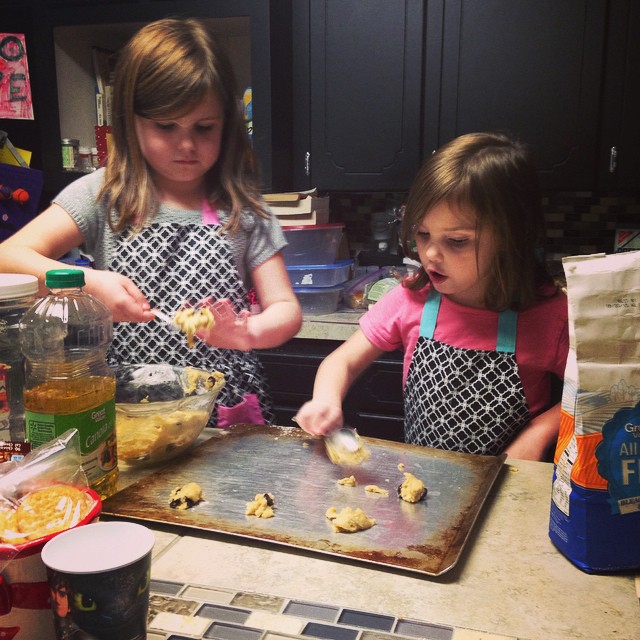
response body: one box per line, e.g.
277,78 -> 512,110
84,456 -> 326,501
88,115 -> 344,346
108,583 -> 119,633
20,269 -> 118,498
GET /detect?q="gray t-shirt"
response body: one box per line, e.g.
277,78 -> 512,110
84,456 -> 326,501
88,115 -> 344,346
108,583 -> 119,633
53,169 -> 287,424
53,168 -> 286,289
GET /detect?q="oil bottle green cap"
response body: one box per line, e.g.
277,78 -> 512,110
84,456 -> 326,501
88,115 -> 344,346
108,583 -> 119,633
45,269 -> 85,288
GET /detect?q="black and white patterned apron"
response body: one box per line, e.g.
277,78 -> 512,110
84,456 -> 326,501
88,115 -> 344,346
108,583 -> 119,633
107,212 -> 274,426
403,289 -> 529,455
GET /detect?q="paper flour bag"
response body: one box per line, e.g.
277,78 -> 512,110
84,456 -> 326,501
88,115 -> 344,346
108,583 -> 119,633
549,251 -> 640,572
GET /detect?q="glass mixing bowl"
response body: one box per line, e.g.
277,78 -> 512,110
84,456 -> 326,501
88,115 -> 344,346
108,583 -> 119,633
114,364 -> 225,466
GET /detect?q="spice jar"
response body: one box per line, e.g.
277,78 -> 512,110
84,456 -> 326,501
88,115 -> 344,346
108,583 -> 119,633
90,146 -> 100,170
78,146 -> 93,172
61,138 -> 79,171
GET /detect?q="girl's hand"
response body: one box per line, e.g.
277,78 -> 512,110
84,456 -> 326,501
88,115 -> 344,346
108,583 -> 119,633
195,298 -> 253,350
294,400 -> 344,437
82,269 -> 155,323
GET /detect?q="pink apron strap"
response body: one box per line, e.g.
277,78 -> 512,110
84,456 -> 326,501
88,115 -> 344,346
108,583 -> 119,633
202,197 -> 220,225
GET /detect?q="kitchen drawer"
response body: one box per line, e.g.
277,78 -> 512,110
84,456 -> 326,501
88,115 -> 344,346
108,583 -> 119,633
257,338 -> 404,442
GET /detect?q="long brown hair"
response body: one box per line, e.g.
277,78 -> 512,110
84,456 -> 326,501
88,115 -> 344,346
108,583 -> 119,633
98,17 -> 265,233
400,132 -> 553,311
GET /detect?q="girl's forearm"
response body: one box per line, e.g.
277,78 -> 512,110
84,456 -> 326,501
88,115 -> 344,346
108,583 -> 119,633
246,299 -> 302,349
312,355 -> 352,407
506,402 -> 561,461
0,246 -> 69,294
312,336 -> 377,407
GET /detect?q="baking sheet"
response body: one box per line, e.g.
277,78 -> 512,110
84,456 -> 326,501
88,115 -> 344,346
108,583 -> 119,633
102,424 -> 506,576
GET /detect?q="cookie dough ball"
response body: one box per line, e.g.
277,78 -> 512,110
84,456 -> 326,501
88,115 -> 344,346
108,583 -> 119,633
246,493 -> 275,518
397,472 -> 427,503
169,482 -> 204,510
174,307 -> 215,349
325,506 -> 376,533
337,476 -> 357,486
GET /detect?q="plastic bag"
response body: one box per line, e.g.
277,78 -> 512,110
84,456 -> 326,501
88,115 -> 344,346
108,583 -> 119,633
0,429 -> 101,566
342,266 -> 412,310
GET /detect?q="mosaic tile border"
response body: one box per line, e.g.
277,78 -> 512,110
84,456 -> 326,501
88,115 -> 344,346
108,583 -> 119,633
146,579 -> 519,640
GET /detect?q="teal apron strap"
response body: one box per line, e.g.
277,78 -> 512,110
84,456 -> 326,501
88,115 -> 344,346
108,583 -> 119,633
496,309 -> 517,353
419,289 -> 441,339
420,288 -> 518,352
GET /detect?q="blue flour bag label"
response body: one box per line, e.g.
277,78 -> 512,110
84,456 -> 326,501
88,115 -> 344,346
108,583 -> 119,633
549,251 -> 640,573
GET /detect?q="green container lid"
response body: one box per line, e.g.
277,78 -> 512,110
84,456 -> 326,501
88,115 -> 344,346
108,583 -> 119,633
45,269 -> 85,288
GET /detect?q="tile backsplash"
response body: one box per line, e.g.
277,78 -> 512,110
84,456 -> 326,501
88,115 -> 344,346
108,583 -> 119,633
328,191 -> 640,266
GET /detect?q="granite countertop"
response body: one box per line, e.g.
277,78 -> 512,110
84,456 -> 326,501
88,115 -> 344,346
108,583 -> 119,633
297,309 -> 362,340
112,441 -> 640,640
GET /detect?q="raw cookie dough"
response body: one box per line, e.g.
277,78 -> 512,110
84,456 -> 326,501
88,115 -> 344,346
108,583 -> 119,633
169,482 -> 204,510
185,367 -> 224,394
337,476 -> 357,486
397,472 -> 427,503
325,506 -> 376,533
365,484 -> 389,496
174,307 -> 215,348
246,493 -> 275,518
324,432 -> 370,466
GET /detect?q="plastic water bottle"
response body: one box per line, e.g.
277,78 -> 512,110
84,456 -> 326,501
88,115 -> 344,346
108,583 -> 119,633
20,269 -> 118,498
0,274 -> 38,444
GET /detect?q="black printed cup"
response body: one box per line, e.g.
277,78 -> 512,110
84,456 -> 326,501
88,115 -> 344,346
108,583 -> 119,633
41,521 -> 154,640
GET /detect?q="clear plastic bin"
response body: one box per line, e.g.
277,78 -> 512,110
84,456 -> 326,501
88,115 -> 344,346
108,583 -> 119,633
286,259 -> 353,287
281,223 -> 344,265
293,285 -> 343,315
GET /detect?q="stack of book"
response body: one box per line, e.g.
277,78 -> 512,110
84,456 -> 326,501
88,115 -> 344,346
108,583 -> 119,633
91,46 -> 117,127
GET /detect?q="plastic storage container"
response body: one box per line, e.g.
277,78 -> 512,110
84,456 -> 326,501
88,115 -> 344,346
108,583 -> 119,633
286,259 -> 352,287
281,223 -> 344,265
20,269 -> 118,499
293,285 -> 343,315
0,274 -> 38,443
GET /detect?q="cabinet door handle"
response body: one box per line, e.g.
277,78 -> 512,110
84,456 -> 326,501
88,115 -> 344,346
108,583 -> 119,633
609,146 -> 618,174
304,151 -> 310,177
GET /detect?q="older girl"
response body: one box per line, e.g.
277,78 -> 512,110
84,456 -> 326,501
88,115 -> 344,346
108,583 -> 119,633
0,18 -> 301,425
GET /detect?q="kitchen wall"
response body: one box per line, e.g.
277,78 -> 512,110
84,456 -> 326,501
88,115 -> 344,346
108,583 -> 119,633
329,190 -> 640,274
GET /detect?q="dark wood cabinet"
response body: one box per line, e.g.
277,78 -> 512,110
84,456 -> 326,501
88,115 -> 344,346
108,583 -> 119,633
292,0 -> 424,191
257,338 -> 405,442
293,0 -> 638,194
598,0 -> 640,192
425,0 -> 607,191
4,0 -> 638,205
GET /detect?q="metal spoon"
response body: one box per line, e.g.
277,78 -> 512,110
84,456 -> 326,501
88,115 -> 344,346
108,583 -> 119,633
291,417 -> 369,466
151,308 -> 179,329
323,427 -> 370,466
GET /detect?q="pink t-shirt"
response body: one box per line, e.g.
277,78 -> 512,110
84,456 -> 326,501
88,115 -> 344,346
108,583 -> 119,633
360,283 -> 568,419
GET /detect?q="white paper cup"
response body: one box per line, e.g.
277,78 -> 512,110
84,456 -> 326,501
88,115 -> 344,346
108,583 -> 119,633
41,521 -> 154,640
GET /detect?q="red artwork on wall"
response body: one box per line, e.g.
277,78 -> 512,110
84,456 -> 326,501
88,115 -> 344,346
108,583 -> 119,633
0,33 -> 34,120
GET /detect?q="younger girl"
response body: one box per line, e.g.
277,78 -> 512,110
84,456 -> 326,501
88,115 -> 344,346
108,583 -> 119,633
0,18 -> 302,425
296,132 -> 568,460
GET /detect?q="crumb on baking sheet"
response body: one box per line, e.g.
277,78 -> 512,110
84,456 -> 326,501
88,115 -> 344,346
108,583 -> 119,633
365,484 -> 389,496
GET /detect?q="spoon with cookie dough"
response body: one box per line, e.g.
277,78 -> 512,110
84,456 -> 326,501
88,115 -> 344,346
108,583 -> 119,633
152,306 -> 216,348
292,417 -> 370,466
